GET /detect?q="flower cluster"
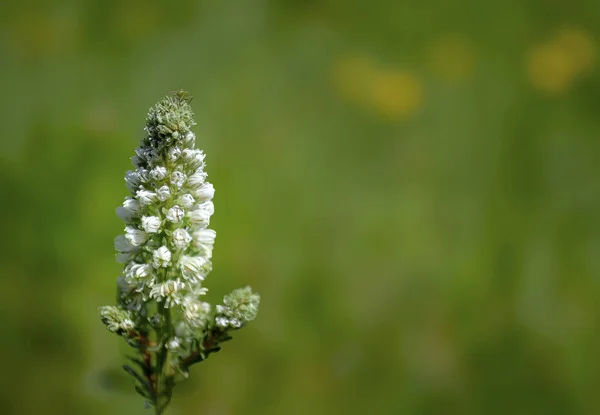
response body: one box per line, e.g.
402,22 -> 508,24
113,92 -> 217,333
99,91 -> 259,414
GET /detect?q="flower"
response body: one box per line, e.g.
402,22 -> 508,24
100,92 -> 260,413
215,286 -> 260,329
167,337 -> 181,350
192,228 -> 216,257
168,146 -> 182,162
125,170 -> 142,193
188,201 -> 214,226
182,298 -> 211,327
171,171 -> 187,188
166,205 -> 185,223
99,306 -> 135,333
179,255 -> 209,281
182,149 -> 205,169
172,228 -> 192,250
125,263 -> 153,281
187,168 -> 207,188
193,182 -> 214,202
115,235 -> 137,253
153,246 -> 172,268
142,216 -> 162,233
136,189 -> 157,206
179,194 -> 195,208
123,197 -> 141,212
125,226 -> 148,246
116,206 -> 136,223
157,185 -> 171,202
149,279 -> 186,307
150,166 -> 167,181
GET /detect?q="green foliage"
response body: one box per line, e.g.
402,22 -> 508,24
1,1 -> 600,415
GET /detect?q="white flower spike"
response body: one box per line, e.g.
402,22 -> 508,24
99,91 -> 260,414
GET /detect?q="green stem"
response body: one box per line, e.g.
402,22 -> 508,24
154,300 -> 172,414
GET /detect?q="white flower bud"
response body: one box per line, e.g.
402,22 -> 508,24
131,155 -> 143,168
136,189 -> 157,206
171,171 -> 187,189
185,131 -> 195,145
192,228 -> 216,257
187,168 -> 207,188
193,182 -> 214,202
150,166 -> 167,181
156,185 -> 171,202
116,207 -> 134,223
215,317 -> 229,328
172,228 -> 192,250
116,252 -> 135,263
167,337 -> 181,351
117,197 -> 141,223
125,170 -> 141,193
126,263 -> 153,280
120,319 -> 135,331
153,246 -> 172,268
168,146 -> 182,162
193,228 -> 216,245
123,197 -> 140,213
188,201 -> 214,227
149,279 -> 186,307
179,255 -> 209,281
182,149 -> 205,169
125,226 -> 148,246
137,168 -> 150,182
142,216 -> 161,233
179,194 -> 195,208
115,235 -> 137,253
166,206 -> 185,223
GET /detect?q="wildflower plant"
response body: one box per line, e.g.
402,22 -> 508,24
99,91 -> 260,414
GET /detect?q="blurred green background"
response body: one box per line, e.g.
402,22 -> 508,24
1,0 -> 600,414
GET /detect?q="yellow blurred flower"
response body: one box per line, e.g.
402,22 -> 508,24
331,55 -> 423,121
528,42 -> 576,95
367,70 -> 422,121
527,27 -> 595,95
427,35 -> 475,83
556,27 -> 596,74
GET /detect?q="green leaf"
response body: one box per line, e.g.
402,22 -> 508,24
123,365 -> 151,392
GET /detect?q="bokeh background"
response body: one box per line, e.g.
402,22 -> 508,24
1,1 -> 600,414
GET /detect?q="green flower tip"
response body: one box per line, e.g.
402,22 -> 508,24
99,305 -> 135,334
215,286 -> 260,329
145,90 -> 197,149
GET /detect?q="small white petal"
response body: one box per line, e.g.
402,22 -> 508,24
179,255 -> 209,281
172,228 -> 192,250
166,206 -> 185,223
156,185 -> 171,202
136,189 -> 157,206
142,216 -> 162,233
149,166 -> 167,181
125,170 -> 142,193
168,147 -> 182,162
114,235 -> 137,252
152,246 -> 172,268
188,201 -> 214,227
125,226 -> 148,246
193,182 -> 214,202
179,194 -> 195,208
123,197 -> 141,213
170,171 -> 187,189
187,168 -> 207,188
